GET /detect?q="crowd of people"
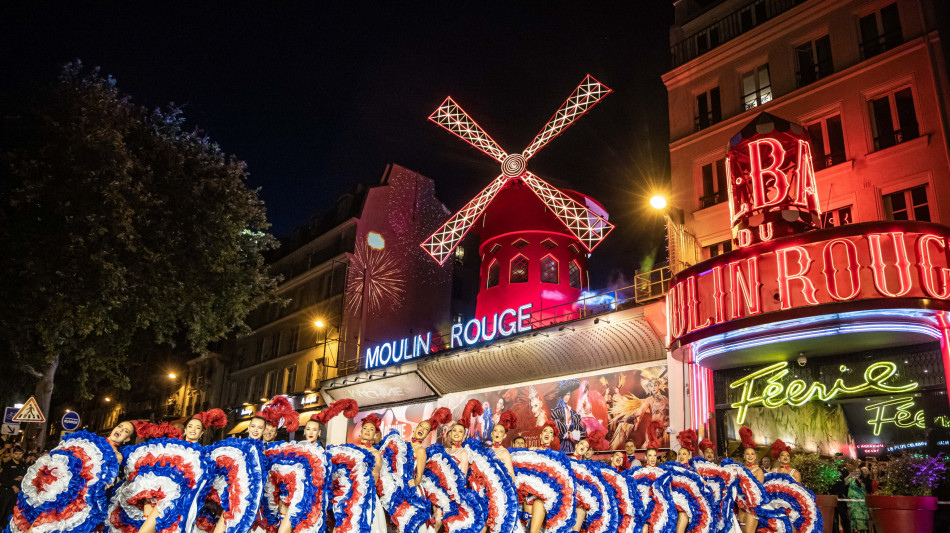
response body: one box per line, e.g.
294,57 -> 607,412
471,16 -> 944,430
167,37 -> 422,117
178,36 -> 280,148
1,395 -> 825,533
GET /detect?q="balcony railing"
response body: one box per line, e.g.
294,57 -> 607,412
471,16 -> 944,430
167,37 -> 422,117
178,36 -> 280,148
873,128 -> 919,151
860,30 -> 903,60
671,0 -> 806,68
334,266 -> 673,376
700,191 -> 727,209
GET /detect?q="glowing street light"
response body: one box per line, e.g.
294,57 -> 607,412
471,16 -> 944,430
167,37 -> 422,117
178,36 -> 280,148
104,397 -> 111,403
649,195 -> 668,210
314,319 -> 325,329
168,373 -> 177,379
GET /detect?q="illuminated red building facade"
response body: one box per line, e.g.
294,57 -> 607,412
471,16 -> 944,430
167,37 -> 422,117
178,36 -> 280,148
663,0 -> 950,457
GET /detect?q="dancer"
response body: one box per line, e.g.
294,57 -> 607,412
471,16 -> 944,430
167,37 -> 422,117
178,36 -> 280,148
306,399 -> 358,444
257,396 -> 299,444
568,439 -> 592,532
185,408 -> 227,444
738,426 -> 763,533
698,439 -> 716,463
106,420 -> 136,462
410,407 -> 452,487
247,415 -> 267,441
357,414 -> 387,533
490,410 -> 517,478
769,439 -> 801,483
534,420 -> 559,451
610,452 -> 626,471
449,399 -> 484,475
464,410 -> 519,533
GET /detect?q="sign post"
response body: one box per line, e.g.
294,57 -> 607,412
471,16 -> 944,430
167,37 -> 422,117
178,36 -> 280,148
12,396 -> 46,423
61,411 -> 81,432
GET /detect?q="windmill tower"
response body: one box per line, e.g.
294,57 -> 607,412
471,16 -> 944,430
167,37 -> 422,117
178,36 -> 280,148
422,75 -> 615,322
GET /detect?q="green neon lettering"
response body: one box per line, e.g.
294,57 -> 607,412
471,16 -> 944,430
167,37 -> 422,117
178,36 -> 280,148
730,361 -> 919,424
866,396 -> 925,436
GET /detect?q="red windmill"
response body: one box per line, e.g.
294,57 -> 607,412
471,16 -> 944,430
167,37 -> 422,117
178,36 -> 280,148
422,75 -> 615,321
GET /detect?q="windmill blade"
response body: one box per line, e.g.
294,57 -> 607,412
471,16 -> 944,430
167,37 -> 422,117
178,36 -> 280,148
521,171 -> 615,252
420,174 -> 508,264
521,75 -> 612,160
429,97 -> 508,163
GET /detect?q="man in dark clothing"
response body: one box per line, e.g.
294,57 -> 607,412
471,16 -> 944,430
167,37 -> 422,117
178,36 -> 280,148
830,461 -> 852,533
0,446 -> 26,527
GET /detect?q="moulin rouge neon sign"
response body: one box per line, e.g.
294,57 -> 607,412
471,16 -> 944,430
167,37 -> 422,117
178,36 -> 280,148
364,304 -> 534,370
730,361 -> 919,424
668,223 -> 950,344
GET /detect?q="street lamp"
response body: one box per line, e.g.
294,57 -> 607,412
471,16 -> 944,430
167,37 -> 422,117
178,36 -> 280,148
649,194 -> 698,274
168,373 -> 176,380
314,319 -> 325,329
104,397 -> 111,403
649,195 -> 667,210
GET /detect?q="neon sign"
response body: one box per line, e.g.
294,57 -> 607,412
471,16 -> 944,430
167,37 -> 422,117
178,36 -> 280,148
301,393 -> 320,407
865,396 -> 925,435
668,222 -> 950,346
450,303 -> 533,348
729,361 -> 919,424
727,114 -> 822,248
364,303 -> 535,370
365,333 -> 432,370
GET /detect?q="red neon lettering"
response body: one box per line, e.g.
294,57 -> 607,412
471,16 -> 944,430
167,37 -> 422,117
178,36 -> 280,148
668,283 -> 686,340
917,234 -> 950,299
776,245 -> 819,310
729,257 -> 761,319
821,238 -> 861,301
687,276 -> 711,333
868,232 -> 913,297
737,229 -> 754,248
758,222 -> 774,242
712,265 -> 726,324
748,138 -> 789,210
795,140 -> 820,211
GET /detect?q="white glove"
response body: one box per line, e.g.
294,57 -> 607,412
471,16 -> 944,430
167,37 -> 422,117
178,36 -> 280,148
570,430 -> 581,441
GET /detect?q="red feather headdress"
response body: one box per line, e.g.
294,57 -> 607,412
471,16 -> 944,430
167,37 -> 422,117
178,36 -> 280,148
311,399 -> 359,425
133,421 -> 183,440
192,408 -> 227,429
739,425 -> 756,450
647,419 -> 664,450
498,410 -> 518,432
587,429 -> 609,451
699,438 -> 715,453
257,395 -> 300,433
457,399 -> 483,427
676,429 -> 697,453
427,407 -> 452,431
362,413 -> 383,431
771,438 -> 792,459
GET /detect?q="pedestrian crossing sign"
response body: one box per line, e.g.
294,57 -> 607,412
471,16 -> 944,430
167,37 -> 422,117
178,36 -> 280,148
12,396 -> 46,423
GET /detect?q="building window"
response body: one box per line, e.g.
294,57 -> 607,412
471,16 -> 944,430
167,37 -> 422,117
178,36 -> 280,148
796,35 -> 833,87
486,260 -> 500,288
695,87 -> 722,131
247,376 -> 258,402
883,185 -> 931,222
454,245 -> 465,264
490,243 -> 502,254
704,240 -> 733,259
541,238 -> 557,249
256,338 -> 265,364
859,3 -> 902,60
739,1 -> 767,32
304,361 -> 314,390
742,64 -> 771,111
540,256 -> 558,284
568,261 -> 582,289
568,244 -> 580,255
700,159 -> 728,209
284,365 -> 297,394
513,238 -> 529,249
869,87 -> 919,151
806,114 -> 846,170
288,326 -> 300,355
270,332 -> 281,359
821,206 -> 853,228
510,256 -> 529,284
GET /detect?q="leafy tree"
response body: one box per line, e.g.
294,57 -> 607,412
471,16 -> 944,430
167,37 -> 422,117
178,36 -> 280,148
0,62 -> 279,448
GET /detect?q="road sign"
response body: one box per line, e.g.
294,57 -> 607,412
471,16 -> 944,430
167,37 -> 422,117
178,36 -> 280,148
12,397 -> 46,423
61,411 -> 81,431
1,423 -> 21,435
3,407 -> 19,425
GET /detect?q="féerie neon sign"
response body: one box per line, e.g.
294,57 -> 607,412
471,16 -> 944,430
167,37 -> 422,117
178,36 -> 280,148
866,396 -> 924,435
730,361 -> 918,424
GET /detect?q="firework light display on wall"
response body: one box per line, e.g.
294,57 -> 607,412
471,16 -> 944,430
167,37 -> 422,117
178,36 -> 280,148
421,75 -> 616,264
345,239 -> 407,317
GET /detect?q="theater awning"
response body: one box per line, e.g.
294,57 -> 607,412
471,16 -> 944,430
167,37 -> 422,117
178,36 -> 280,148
227,420 -> 250,435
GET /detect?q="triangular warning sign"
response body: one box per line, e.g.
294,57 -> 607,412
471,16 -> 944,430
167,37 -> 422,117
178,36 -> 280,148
12,396 -> 46,423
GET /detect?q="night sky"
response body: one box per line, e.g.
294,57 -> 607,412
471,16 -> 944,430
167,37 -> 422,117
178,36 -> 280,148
1,2 -> 674,287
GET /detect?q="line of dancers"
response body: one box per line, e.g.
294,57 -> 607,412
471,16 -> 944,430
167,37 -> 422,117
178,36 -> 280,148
5,395 -> 822,533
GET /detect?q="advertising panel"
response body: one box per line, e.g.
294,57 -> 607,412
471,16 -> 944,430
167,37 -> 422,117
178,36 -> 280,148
349,363 -> 670,453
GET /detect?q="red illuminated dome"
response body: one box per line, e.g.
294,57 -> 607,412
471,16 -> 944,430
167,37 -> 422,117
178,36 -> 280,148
422,75 -> 615,320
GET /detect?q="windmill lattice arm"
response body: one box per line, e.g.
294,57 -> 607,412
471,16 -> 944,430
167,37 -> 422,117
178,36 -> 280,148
522,75 -> 612,160
521,171 -> 615,252
429,97 -> 508,163
420,175 -> 509,264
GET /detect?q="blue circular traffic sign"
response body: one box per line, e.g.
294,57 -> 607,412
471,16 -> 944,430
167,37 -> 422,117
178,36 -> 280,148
61,411 -> 81,431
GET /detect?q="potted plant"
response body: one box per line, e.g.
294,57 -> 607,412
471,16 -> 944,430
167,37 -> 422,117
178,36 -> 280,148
792,453 -> 842,533
866,453 -> 946,533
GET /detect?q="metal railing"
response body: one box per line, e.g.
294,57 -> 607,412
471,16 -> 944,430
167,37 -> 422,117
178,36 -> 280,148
671,0 -> 806,68
334,265 -> 674,376
859,30 -> 903,60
